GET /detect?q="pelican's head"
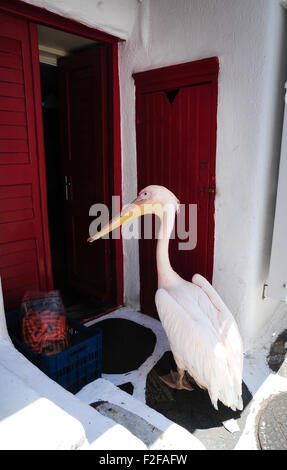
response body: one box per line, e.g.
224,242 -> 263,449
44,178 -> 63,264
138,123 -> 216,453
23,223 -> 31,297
88,185 -> 179,242
137,185 -> 179,209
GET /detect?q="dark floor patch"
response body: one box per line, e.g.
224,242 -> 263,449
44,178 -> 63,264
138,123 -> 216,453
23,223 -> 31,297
146,351 -> 252,433
267,329 -> 287,372
90,400 -> 107,409
89,318 -> 157,374
257,392 -> 287,450
118,382 -> 134,395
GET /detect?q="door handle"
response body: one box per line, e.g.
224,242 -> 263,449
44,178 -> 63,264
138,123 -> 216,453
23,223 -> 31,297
199,185 -> 216,194
64,175 -> 71,200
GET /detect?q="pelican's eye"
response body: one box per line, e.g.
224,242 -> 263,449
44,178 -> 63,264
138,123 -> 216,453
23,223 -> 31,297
139,191 -> 150,200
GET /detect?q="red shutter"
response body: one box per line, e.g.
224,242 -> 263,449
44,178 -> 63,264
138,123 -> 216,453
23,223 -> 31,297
0,12 -> 52,310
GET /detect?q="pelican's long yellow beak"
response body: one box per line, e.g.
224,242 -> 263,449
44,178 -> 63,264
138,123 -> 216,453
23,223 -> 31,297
87,198 -> 162,243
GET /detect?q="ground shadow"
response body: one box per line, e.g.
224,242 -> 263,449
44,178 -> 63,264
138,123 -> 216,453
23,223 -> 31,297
146,351 -> 252,433
267,329 -> 287,372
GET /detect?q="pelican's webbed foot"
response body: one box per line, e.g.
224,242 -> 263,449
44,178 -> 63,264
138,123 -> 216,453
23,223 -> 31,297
159,369 -> 194,391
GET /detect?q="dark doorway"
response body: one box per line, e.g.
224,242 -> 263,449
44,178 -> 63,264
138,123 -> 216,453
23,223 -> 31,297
41,63 -> 66,290
39,41 -> 116,322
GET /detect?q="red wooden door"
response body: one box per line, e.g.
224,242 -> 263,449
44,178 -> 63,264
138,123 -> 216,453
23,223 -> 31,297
58,47 -> 115,302
134,59 -> 218,317
0,13 -> 52,311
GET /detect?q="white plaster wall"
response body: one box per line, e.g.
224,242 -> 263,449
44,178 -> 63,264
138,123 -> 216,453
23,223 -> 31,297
22,0 -> 139,39
118,0 -> 287,347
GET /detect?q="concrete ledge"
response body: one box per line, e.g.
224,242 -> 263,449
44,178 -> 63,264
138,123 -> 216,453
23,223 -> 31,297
77,378 -> 206,450
0,362 -> 85,450
0,339 -> 146,450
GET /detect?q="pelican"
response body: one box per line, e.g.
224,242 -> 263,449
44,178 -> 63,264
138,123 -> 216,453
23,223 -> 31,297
88,185 -> 243,411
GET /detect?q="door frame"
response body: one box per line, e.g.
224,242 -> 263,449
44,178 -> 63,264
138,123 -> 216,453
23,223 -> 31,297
0,0 -> 124,307
133,57 -> 219,286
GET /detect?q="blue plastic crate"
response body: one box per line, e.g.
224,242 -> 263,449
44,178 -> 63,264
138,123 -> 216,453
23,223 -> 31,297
5,310 -> 102,394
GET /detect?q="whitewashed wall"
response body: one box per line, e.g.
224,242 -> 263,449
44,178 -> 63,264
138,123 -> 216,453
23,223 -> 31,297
266,85 -> 287,302
22,0 -> 139,39
22,0 -> 287,347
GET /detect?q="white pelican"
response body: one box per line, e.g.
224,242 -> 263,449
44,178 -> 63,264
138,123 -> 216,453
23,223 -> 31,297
88,185 -> 243,411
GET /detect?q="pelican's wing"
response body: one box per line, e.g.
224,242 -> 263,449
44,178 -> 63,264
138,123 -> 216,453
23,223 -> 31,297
192,273 -> 234,313
155,287 -> 243,410
191,274 -> 243,385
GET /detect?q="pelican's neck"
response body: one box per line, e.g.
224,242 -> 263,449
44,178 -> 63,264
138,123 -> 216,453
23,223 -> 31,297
156,204 -> 177,288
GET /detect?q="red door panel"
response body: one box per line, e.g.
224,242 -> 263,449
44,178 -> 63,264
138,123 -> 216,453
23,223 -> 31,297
135,61 -> 218,318
0,12 -> 52,310
58,47 -> 114,302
